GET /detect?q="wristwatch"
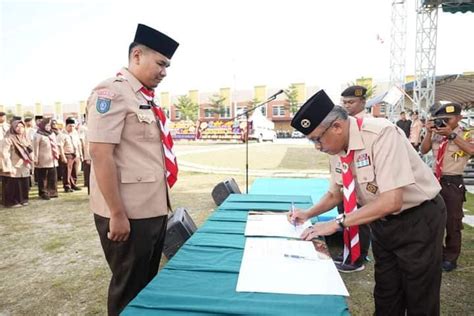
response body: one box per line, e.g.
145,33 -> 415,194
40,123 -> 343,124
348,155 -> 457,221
448,132 -> 457,140
335,213 -> 346,229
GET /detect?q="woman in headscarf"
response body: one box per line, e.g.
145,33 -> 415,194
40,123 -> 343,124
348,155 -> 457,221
1,119 -> 33,207
33,118 -> 59,199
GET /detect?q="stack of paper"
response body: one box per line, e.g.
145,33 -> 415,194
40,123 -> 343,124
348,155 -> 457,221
236,238 -> 349,296
244,213 -> 312,239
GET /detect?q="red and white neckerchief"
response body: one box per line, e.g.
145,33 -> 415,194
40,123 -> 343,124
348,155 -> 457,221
116,72 -> 178,188
434,136 -> 449,181
340,117 -> 363,265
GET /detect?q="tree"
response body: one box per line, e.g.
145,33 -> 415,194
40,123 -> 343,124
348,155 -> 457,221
175,95 -> 198,121
284,84 -> 299,115
209,94 -> 227,117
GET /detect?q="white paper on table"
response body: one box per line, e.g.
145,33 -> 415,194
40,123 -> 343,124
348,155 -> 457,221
236,238 -> 349,296
244,213 -> 312,239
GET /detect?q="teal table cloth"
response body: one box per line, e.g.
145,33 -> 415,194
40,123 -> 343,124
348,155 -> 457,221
122,193 -> 349,316
249,178 -> 338,221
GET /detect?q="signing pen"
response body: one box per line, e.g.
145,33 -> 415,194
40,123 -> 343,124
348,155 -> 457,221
284,254 -> 317,261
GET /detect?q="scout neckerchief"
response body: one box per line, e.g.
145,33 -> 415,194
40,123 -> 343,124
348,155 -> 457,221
340,117 -> 363,265
139,87 -> 178,188
37,123 -> 60,160
116,72 -> 178,188
434,136 -> 448,181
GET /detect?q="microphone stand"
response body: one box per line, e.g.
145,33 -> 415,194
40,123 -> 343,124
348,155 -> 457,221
232,92 -> 283,193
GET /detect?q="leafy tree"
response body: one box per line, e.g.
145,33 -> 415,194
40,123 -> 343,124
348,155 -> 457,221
175,95 -> 198,121
284,84 -> 299,115
209,94 -> 227,116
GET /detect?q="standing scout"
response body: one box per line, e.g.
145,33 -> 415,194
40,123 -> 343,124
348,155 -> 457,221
420,102 -> 474,272
332,85 -> 372,273
288,90 -> 446,315
87,24 -> 179,316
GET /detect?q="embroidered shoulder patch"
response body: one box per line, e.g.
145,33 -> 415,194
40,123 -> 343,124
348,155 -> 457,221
96,89 -> 116,99
96,98 -> 111,114
366,183 -> 378,194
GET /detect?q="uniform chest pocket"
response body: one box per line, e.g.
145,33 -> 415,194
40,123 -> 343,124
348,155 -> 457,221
134,112 -> 160,142
355,166 -> 375,184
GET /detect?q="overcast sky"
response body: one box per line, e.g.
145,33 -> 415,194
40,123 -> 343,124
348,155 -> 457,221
1,0 -> 473,105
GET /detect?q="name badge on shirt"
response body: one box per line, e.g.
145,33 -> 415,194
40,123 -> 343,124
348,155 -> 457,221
355,153 -> 371,168
335,167 -> 342,174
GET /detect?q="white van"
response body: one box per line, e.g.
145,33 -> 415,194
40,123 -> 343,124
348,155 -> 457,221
245,109 -> 276,142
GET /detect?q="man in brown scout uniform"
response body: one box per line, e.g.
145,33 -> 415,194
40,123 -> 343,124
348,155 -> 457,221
332,85 -> 372,273
87,24 -> 179,316
420,102 -> 474,272
288,90 -> 446,315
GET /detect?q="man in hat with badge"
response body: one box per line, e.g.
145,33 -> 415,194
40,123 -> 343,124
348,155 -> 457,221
86,23 -> 179,315
288,90 -> 446,315
331,85 -> 373,273
340,85 -> 372,119
420,102 -> 474,272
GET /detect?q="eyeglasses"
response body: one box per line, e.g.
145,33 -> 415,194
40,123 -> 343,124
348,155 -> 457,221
308,119 -> 337,145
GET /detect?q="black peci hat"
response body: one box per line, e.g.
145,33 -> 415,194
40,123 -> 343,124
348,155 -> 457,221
65,117 -> 76,125
134,24 -> 179,59
291,90 -> 335,135
341,85 -> 367,98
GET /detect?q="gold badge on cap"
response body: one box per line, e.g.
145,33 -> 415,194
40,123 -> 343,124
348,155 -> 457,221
355,89 -> 363,97
446,105 -> 454,113
301,119 -> 311,128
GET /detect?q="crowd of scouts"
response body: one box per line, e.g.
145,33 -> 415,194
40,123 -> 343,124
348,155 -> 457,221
0,113 -> 90,207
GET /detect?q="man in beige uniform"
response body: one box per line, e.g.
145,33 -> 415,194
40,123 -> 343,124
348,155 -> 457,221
289,90 -> 446,315
87,24 -> 178,316
59,118 -> 83,192
420,102 -> 474,272
332,85 -> 372,273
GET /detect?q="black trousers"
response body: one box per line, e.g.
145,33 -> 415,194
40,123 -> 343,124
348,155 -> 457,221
337,202 -> 371,262
83,161 -> 91,195
94,213 -> 168,316
36,167 -> 58,198
440,175 -> 465,264
370,195 -> 446,316
3,176 -> 29,207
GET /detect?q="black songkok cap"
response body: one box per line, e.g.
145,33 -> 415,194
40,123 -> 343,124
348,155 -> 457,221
24,117 -> 33,122
341,85 -> 367,98
12,116 -> 22,121
0,112 -> 5,116
134,24 -> 179,59
432,102 -> 462,117
291,90 -> 335,135
34,115 -> 44,120
65,118 -> 76,125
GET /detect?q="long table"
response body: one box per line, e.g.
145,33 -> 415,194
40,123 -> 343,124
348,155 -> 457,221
122,193 -> 349,315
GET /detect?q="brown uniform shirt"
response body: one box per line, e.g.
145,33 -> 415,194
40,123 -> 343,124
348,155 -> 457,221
86,67 -> 168,219
33,133 -> 59,168
431,126 -> 473,175
59,131 -> 83,158
354,110 -> 372,119
329,117 -> 440,213
409,119 -> 423,145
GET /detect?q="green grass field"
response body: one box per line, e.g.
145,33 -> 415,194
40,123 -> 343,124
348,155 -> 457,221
0,142 -> 472,315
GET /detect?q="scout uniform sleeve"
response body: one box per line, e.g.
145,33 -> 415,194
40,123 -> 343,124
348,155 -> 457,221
87,84 -> 126,144
372,126 -> 416,193
328,156 -> 342,195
